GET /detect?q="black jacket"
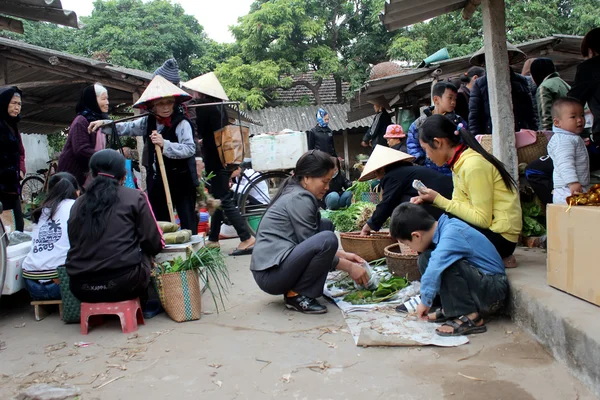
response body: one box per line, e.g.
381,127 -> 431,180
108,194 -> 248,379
455,84 -> 470,122
327,172 -> 351,195
195,100 -> 229,174
468,69 -> 537,135
308,125 -> 337,157
569,56 -> 600,133
367,163 -> 454,231
363,111 -> 392,148
391,141 -> 407,153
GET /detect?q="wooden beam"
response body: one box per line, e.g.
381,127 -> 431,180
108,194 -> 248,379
22,101 -> 77,118
0,16 -> 24,34
133,91 -> 147,191
14,79 -> 87,89
20,119 -> 70,128
481,0 -> 517,179
462,0 -> 482,20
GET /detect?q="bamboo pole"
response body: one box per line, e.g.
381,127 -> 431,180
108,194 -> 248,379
154,144 -> 175,224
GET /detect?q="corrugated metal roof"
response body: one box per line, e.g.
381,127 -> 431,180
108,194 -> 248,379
246,104 -> 372,136
0,0 -> 79,29
348,35 -> 584,122
381,0 -> 468,32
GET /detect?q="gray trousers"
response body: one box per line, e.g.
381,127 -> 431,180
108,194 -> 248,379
252,219 -> 337,298
418,250 -> 508,318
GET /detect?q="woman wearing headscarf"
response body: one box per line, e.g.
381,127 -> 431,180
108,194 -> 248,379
361,97 -> 392,149
0,86 -> 26,231
59,84 -> 109,187
308,108 -> 337,157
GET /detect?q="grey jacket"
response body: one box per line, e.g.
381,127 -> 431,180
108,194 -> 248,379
250,183 -> 339,271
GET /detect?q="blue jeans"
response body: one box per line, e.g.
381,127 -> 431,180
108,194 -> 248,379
25,279 -> 61,301
325,191 -> 352,210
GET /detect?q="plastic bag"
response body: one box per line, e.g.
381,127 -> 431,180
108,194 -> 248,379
354,262 -> 380,291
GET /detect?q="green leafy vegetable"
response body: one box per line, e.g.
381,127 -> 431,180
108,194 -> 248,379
342,276 -> 409,305
322,202 -> 376,232
521,200 -> 546,237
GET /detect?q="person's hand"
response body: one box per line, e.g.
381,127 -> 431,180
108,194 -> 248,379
88,120 -> 107,133
569,182 -> 583,195
417,189 -> 439,204
416,303 -> 431,320
349,263 -> 369,286
410,196 -> 424,205
338,250 -> 365,265
360,223 -> 372,236
150,130 -> 164,148
19,171 -> 24,180
361,141 -> 369,148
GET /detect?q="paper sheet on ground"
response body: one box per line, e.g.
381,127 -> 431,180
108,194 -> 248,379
324,271 -> 469,347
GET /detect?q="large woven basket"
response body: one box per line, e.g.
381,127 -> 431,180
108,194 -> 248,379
339,232 -> 395,262
384,243 -> 420,281
478,133 -> 549,165
154,270 -> 201,323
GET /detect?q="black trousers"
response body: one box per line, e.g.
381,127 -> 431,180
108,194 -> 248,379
149,175 -> 198,235
252,219 -> 337,298
418,250 -> 508,318
0,192 -> 24,232
208,169 -> 250,242
525,156 -> 554,206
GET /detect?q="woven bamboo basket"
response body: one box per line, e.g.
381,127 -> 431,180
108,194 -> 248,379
478,133 -> 549,165
384,243 -> 420,281
154,270 -> 201,323
339,232 -> 395,262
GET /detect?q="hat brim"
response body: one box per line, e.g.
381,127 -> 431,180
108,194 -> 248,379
358,145 -> 415,182
133,93 -> 191,109
469,43 -> 527,67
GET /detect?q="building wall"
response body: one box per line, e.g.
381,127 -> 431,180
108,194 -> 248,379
21,134 -> 50,175
333,128 -> 372,181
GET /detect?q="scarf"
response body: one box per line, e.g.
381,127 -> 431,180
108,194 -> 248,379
76,85 -> 109,122
0,86 -> 22,132
316,108 -> 329,128
448,144 -> 468,168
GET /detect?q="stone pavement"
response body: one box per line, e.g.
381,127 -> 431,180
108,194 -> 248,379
0,241 -> 596,400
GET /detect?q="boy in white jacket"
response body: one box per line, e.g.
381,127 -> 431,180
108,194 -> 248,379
547,97 -> 589,204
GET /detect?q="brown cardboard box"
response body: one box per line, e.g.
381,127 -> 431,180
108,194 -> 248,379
547,204 -> 600,306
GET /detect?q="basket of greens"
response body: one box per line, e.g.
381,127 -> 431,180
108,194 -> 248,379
153,246 -> 229,322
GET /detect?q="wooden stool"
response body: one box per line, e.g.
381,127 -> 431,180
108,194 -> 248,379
80,299 -> 145,335
31,300 -> 63,321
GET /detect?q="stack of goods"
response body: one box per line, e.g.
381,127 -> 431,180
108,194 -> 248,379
567,184 -> 600,207
158,221 -> 192,245
198,208 -> 210,236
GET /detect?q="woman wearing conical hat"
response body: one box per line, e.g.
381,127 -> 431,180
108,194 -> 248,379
88,75 -> 198,234
358,145 -> 453,237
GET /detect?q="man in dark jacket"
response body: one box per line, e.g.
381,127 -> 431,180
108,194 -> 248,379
569,28 -> 600,134
468,43 -> 537,135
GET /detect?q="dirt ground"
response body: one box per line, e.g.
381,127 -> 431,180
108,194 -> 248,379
0,240 -> 596,400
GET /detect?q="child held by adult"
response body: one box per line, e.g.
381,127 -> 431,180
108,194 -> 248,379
411,115 -> 522,268
407,82 -> 466,176
547,97 -> 589,204
390,203 -> 508,336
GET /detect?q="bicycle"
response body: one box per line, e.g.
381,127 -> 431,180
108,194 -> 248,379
21,159 -> 59,207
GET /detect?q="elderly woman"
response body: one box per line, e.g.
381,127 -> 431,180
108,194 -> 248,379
59,84 -> 109,187
384,124 -> 407,152
0,86 -> 26,231
308,108 -> 338,157
66,150 -> 163,303
89,76 -> 198,234
251,150 -> 369,314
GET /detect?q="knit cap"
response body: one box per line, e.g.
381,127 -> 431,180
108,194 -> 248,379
153,58 -> 181,85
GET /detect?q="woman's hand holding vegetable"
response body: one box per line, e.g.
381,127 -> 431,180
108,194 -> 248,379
336,257 -> 369,286
150,130 -> 164,148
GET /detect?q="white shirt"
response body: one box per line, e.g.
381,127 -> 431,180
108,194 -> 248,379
22,199 -> 75,273
233,169 -> 270,204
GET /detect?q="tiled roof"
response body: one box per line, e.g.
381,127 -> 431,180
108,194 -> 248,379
273,72 -> 350,106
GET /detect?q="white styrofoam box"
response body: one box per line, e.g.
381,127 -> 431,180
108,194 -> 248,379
250,131 -> 308,171
2,241 -> 31,295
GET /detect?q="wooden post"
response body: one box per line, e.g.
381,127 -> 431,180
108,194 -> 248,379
343,129 -> 350,179
155,145 -> 176,224
132,91 -> 147,191
481,0 -> 518,180
0,56 -> 7,86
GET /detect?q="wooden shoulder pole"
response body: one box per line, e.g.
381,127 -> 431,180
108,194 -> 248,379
154,144 -> 176,224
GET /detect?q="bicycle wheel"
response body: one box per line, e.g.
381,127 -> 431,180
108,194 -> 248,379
239,171 -> 290,235
21,176 -> 45,205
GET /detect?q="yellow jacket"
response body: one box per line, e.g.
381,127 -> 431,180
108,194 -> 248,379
433,149 -> 522,243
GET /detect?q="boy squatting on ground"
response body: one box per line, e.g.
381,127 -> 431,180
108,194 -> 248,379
390,203 -> 508,336
547,97 -> 589,204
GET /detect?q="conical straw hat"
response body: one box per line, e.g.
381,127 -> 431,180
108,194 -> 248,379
133,75 -> 191,108
182,72 -> 229,101
359,145 -> 415,182
470,41 -> 527,67
367,95 -> 391,111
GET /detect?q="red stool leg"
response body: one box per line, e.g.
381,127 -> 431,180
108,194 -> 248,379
80,303 -> 90,335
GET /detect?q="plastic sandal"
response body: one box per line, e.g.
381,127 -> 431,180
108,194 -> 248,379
436,314 -> 487,336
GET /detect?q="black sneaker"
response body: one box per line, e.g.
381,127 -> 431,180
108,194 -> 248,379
285,295 -> 327,314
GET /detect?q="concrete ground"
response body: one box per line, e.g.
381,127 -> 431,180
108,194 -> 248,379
0,241 -> 596,400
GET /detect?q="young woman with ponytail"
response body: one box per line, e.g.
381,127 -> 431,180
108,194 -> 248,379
66,150 -> 163,303
412,115 -> 522,268
251,150 -> 369,314
22,173 -> 80,300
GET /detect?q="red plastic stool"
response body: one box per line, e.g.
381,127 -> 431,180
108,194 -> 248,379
80,298 -> 145,335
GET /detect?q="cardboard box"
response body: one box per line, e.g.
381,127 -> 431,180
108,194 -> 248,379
250,131 -> 308,171
547,204 -> 600,306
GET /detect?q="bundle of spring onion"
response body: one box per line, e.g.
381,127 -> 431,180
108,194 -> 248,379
322,202 -> 376,232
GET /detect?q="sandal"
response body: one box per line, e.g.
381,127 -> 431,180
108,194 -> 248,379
427,308 -> 449,323
436,314 -> 487,337
229,246 -> 254,256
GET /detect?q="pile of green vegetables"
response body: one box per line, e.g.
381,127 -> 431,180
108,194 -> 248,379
321,202 -> 376,232
522,201 -> 546,237
155,246 -> 230,311
347,181 -> 372,201
342,276 -> 409,305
